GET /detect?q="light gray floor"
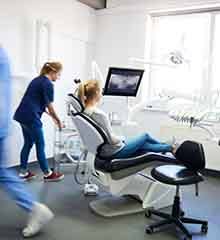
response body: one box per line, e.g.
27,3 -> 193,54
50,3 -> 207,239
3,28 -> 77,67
0,165 -> 220,240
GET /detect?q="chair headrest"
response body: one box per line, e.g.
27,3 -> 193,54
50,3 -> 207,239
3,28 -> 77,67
175,140 -> 206,171
67,93 -> 84,114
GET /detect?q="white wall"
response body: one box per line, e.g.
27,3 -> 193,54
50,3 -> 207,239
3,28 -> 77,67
95,13 -> 147,80
1,0 -> 96,167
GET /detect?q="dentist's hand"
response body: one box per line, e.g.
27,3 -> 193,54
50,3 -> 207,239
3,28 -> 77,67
54,119 -> 64,131
47,103 -> 63,130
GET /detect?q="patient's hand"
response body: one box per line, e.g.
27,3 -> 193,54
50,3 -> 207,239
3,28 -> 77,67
119,135 -> 125,141
111,135 -> 125,144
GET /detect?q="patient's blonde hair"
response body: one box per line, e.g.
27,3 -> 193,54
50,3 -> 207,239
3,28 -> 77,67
77,80 -> 101,107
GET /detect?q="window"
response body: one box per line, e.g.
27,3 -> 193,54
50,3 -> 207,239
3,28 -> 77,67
147,12 -> 220,106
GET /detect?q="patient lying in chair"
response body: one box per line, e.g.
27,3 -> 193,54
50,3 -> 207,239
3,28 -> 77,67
76,80 -> 177,159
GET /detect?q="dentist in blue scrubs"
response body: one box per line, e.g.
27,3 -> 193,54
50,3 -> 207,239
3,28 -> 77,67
14,62 -> 64,182
0,45 -> 54,238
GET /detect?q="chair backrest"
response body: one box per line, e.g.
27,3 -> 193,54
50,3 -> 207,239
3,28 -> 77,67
175,140 -> 206,171
67,94 -> 84,115
67,94 -> 109,155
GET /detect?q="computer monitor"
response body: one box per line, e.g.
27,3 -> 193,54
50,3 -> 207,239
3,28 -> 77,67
103,67 -> 144,97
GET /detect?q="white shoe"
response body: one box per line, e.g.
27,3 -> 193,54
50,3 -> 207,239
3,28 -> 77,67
22,202 -> 54,238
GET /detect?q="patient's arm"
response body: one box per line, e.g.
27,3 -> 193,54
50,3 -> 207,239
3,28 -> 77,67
95,111 -> 122,145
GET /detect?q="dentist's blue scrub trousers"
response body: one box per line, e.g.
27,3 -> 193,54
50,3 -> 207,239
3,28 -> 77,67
14,73 -> 54,174
0,47 -> 34,212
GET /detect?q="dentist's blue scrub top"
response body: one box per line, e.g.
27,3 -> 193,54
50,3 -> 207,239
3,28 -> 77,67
0,47 -> 11,138
14,75 -> 54,127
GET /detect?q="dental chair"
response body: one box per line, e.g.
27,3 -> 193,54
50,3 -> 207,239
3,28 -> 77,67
67,94 -> 180,217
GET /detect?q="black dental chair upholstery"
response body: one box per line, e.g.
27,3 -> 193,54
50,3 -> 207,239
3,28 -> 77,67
145,140 -> 208,240
95,153 -> 179,180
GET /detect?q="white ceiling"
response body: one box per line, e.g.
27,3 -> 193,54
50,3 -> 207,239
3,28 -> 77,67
107,0 -> 147,8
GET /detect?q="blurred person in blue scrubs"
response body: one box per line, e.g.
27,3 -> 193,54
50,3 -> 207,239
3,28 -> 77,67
0,45 -> 54,238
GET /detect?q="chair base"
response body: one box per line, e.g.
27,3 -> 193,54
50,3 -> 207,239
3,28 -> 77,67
89,195 -> 144,217
90,172 -> 176,217
145,196 -> 208,239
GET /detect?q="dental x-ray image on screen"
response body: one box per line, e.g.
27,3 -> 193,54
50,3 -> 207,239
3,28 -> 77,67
103,67 -> 144,97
